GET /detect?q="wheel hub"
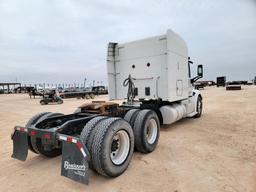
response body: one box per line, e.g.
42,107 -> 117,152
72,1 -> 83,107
146,119 -> 158,144
110,130 -> 130,165
111,139 -> 119,152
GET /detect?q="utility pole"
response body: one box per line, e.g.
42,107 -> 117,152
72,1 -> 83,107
84,77 -> 87,88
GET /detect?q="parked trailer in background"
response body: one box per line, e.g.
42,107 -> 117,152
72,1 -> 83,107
226,81 -> 242,90
216,76 -> 226,87
59,91 -> 95,99
11,29 -> 203,185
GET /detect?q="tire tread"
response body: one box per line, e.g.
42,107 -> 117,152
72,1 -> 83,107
91,118 -> 119,176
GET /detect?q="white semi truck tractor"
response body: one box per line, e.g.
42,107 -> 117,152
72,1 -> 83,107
11,29 -> 203,185
107,29 -> 203,123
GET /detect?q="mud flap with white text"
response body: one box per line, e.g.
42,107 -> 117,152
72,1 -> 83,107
61,141 -> 89,185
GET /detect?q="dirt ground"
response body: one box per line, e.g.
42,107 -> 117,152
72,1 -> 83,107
0,86 -> 256,192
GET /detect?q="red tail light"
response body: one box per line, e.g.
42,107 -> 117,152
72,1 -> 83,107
43,133 -> 51,139
30,130 -> 37,136
67,137 -> 72,143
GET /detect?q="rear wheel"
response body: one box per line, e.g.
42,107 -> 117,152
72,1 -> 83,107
80,116 -> 108,167
90,93 -> 95,99
57,98 -> 63,104
40,100 -> 47,105
85,94 -> 90,99
25,112 -> 51,153
34,140 -> 63,157
124,109 -> 140,128
90,118 -> 134,177
30,112 -> 64,157
133,110 -> 160,153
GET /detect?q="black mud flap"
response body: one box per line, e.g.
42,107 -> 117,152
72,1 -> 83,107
61,140 -> 89,185
11,130 -> 29,161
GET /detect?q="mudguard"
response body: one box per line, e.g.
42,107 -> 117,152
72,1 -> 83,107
186,89 -> 202,117
11,126 -> 29,161
58,134 -> 90,185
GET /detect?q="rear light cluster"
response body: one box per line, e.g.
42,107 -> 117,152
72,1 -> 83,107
67,137 -> 73,143
30,131 -> 51,139
13,127 -> 51,140
30,130 -> 37,136
43,133 -> 51,139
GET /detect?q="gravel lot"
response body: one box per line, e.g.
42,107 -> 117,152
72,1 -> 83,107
0,86 -> 256,192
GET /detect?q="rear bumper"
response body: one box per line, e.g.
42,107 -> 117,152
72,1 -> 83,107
11,126 -> 90,185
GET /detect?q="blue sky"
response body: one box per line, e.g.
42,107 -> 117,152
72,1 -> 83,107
0,0 -> 256,85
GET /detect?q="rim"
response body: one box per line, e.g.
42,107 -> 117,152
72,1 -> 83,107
110,130 -> 130,165
146,119 -> 158,144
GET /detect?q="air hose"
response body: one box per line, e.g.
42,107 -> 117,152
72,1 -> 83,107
123,74 -> 135,104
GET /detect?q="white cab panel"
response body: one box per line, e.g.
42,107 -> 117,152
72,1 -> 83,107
107,29 -> 190,102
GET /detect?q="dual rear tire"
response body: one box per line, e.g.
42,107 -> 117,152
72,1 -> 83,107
80,109 -> 160,178
25,112 -> 50,153
80,117 -> 134,177
26,112 -> 63,157
27,109 -> 160,177
125,109 -> 160,153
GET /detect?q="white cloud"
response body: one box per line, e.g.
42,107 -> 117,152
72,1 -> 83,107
0,0 -> 255,84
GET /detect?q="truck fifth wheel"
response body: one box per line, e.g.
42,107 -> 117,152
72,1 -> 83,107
11,29 -> 203,185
